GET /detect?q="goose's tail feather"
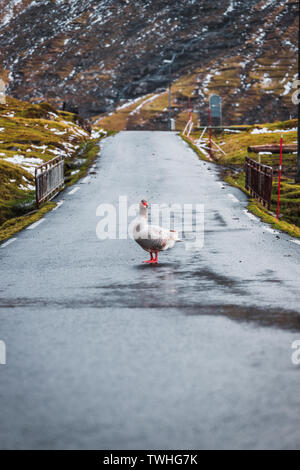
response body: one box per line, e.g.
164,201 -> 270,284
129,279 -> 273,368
169,230 -> 183,242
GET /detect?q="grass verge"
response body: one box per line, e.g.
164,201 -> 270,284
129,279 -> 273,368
0,201 -> 56,242
248,201 -> 300,239
180,120 -> 300,239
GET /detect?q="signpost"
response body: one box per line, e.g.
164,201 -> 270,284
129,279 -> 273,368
163,53 -> 176,131
209,94 -> 222,127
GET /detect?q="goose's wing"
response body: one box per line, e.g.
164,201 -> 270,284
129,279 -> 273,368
134,221 -> 178,252
147,224 -> 175,240
147,225 -> 178,251
134,224 -> 165,252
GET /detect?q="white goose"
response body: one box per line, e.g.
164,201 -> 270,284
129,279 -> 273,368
133,200 -> 179,264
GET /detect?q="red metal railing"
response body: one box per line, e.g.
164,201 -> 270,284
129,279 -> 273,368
35,156 -> 64,208
245,157 -> 273,210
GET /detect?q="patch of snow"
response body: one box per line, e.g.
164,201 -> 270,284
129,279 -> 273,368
260,0 -> 276,10
252,128 -> 270,134
1,0 -> 22,28
31,144 -> 47,153
69,126 -> 89,138
282,39 -> 297,52
116,96 -> 144,111
255,29 -> 266,44
4,155 -> 44,174
49,112 -> 59,119
224,0 -> 235,16
239,60 -> 249,69
91,128 -> 106,139
282,81 -> 293,96
251,127 -> 297,134
50,128 -> 67,136
261,73 -> 272,87
48,148 -> 66,157
202,73 -> 213,91
130,93 -> 164,116
21,175 -> 35,191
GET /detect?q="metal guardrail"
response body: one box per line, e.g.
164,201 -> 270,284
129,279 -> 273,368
245,157 -> 273,210
35,156 -> 64,208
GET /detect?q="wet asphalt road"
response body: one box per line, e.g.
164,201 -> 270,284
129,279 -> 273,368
0,131 -> 300,450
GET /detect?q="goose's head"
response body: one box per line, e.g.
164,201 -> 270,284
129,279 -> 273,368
139,199 -> 148,217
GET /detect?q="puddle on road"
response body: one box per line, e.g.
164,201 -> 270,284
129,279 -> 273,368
213,212 -> 227,227
0,259 -> 298,332
0,296 -> 300,332
184,304 -> 300,333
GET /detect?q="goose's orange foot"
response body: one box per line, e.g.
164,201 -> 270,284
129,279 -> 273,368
143,253 -> 158,264
143,252 -> 158,264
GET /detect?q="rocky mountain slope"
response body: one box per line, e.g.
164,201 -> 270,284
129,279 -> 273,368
0,0 -> 298,127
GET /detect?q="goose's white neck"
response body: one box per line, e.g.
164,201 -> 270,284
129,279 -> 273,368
139,205 -> 148,219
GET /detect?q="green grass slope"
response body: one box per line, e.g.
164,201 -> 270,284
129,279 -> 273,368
0,97 -> 106,240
